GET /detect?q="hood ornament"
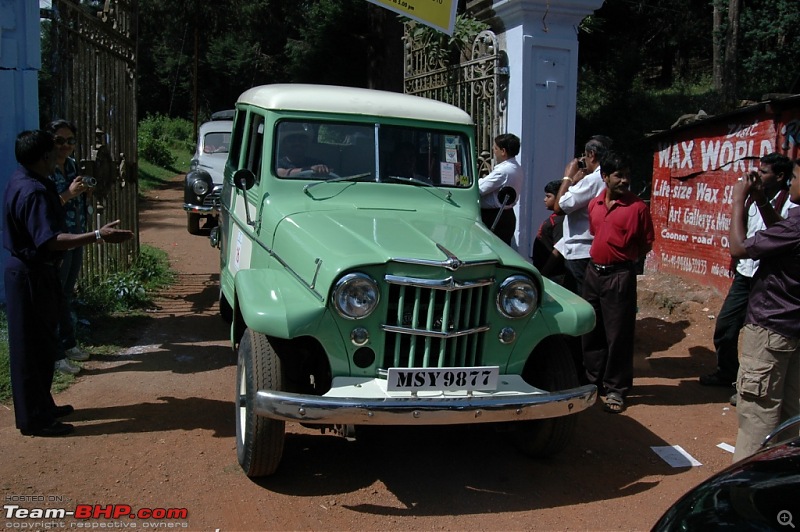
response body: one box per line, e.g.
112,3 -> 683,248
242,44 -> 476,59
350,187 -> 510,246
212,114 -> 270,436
436,244 -> 463,271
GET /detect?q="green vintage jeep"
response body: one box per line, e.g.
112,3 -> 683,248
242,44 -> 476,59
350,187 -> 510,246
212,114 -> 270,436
212,84 -> 596,477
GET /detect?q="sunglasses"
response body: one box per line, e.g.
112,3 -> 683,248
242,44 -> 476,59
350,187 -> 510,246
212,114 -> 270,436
54,136 -> 77,146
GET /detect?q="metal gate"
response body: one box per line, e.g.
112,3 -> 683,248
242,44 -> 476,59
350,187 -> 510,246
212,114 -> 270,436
403,29 -> 507,176
42,0 -> 138,280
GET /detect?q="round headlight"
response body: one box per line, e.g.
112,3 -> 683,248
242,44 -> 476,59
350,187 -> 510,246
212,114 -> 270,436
192,179 -> 209,196
497,275 -> 538,318
333,273 -> 379,319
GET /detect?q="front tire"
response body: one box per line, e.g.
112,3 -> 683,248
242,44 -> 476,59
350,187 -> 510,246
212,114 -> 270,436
236,328 -> 285,477
510,335 -> 581,457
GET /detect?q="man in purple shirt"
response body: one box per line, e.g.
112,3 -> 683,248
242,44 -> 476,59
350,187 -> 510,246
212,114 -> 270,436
729,158 -> 800,461
4,130 -> 133,437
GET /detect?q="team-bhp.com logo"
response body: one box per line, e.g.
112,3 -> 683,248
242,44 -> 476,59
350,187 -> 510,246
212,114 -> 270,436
4,504 -> 188,527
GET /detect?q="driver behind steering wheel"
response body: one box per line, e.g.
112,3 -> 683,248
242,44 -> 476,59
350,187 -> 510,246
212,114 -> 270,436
276,133 -> 331,177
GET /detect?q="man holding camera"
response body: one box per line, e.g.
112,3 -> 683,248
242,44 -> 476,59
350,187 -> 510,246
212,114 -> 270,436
700,153 -> 795,398
553,135 -> 613,296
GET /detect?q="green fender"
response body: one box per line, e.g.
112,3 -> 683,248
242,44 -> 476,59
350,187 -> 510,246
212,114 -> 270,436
504,278 -> 596,375
537,278 -> 596,337
234,268 -> 326,339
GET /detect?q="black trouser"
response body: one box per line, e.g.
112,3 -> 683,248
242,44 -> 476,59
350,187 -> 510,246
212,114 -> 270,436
5,257 -> 62,431
581,261 -> 637,397
481,208 -> 516,245
564,257 -> 590,296
712,271 -> 752,379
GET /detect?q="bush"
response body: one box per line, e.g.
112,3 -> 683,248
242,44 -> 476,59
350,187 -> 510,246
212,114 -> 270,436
138,135 -> 176,168
77,245 -> 174,313
138,115 -> 194,167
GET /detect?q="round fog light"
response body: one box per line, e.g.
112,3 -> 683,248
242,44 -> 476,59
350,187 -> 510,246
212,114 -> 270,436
498,327 -> 516,344
351,327 -> 369,346
353,347 -> 376,368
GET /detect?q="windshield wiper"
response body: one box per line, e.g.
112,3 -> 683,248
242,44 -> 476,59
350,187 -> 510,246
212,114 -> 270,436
303,172 -> 373,196
384,175 -> 452,199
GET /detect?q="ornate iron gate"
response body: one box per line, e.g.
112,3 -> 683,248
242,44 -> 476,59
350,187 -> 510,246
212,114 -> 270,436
43,0 -> 138,280
403,29 -> 507,176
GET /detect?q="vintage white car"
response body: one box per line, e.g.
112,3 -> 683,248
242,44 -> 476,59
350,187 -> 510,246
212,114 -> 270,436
183,110 -> 233,234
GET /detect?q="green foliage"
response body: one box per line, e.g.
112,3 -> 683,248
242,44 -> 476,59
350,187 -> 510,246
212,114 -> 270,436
77,245 -> 174,313
402,14 -> 490,65
139,136 -> 175,168
138,146 -> 192,194
138,115 -> 193,169
739,0 -> 800,99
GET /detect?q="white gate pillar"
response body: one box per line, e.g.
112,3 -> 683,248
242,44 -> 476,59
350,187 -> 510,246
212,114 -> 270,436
492,0 -> 602,258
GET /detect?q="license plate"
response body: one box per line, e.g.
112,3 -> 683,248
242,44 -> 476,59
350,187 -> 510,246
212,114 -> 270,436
386,366 -> 499,392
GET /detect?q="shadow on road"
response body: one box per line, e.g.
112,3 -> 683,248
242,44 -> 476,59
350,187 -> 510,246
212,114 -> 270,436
248,408 -> 684,515
64,396 -> 234,438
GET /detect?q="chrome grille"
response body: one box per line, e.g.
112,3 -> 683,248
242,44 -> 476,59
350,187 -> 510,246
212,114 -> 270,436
381,275 -> 492,369
202,186 -> 222,208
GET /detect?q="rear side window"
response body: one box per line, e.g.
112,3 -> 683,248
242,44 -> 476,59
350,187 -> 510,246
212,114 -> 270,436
228,111 -> 246,166
228,111 -> 266,184
244,114 -> 265,183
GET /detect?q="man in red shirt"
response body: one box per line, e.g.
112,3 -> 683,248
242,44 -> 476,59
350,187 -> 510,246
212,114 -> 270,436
582,151 -> 654,413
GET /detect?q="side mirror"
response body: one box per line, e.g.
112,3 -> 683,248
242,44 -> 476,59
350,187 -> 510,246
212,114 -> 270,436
497,186 -> 517,207
491,186 -> 517,231
233,169 -> 256,191
232,169 -> 257,226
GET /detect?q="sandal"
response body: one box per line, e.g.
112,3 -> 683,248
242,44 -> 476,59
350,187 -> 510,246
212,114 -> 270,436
603,392 -> 625,414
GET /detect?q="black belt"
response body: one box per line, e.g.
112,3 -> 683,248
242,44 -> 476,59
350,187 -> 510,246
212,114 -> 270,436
590,260 -> 634,274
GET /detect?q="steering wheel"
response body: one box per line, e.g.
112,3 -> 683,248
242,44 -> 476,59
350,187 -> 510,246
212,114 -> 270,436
293,169 -> 340,179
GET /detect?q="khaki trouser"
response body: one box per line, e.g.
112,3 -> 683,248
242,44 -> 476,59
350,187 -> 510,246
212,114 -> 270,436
733,324 -> 800,462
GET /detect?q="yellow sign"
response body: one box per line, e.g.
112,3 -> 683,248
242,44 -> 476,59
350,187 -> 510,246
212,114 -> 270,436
366,0 -> 458,35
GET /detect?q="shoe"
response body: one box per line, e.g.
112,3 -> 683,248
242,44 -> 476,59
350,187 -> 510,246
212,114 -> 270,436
603,392 -> 626,414
54,358 -> 80,375
65,346 -> 90,361
21,421 -> 74,437
52,405 -> 75,418
729,393 -> 737,406
699,371 -> 735,387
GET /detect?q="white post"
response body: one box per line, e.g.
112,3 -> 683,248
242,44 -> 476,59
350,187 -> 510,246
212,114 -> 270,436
491,0 -> 602,259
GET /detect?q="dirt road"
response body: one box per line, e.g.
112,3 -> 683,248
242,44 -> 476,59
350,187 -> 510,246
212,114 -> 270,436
1,174 -> 739,531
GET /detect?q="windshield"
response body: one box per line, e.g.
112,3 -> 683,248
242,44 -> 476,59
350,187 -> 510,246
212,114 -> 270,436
273,120 -> 473,187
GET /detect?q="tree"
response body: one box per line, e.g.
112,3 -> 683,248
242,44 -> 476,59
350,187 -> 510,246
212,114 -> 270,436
713,0 -> 742,109
135,0 -> 404,121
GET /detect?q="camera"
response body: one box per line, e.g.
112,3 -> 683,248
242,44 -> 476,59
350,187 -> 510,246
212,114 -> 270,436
82,176 -> 97,188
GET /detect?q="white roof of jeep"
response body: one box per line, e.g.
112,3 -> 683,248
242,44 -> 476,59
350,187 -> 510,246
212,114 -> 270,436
237,84 -> 474,126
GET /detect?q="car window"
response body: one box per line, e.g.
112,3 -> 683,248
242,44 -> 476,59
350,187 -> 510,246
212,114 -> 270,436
273,119 -> 472,187
274,121 -> 375,179
203,132 -> 230,154
229,112 -> 246,166
245,115 -> 265,183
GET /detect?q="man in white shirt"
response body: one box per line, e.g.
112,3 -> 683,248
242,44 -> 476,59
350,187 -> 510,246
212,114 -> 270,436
553,135 -> 613,295
479,133 -> 523,245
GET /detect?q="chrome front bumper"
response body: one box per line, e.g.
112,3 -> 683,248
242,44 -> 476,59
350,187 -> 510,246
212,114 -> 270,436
183,203 -> 218,214
254,376 -> 597,425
